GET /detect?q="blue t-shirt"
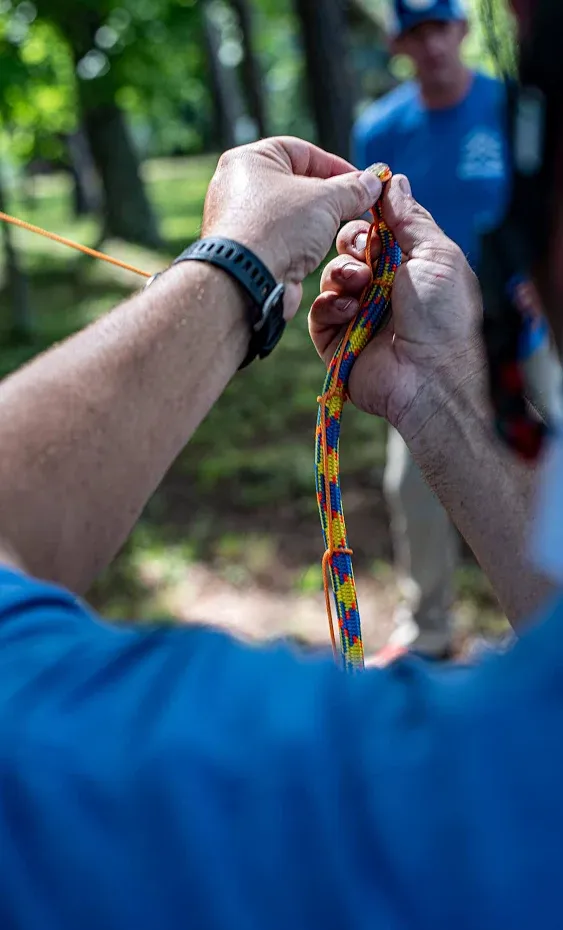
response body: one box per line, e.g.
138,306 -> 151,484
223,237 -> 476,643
2,564 -> 563,929
353,73 -> 509,270
353,74 -> 548,358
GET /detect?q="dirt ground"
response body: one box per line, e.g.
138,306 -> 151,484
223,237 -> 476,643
92,470 -> 505,660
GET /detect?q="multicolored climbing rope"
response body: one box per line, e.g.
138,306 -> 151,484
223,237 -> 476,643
315,163 -> 401,672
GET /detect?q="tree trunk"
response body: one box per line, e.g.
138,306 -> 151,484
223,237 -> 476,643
66,128 -> 102,218
293,0 -> 353,159
81,100 -> 161,248
40,4 -> 162,248
202,0 -> 238,150
0,173 -> 32,343
229,0 -> 267,137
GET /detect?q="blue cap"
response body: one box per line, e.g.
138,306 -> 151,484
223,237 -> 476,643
390,0 -> 467,36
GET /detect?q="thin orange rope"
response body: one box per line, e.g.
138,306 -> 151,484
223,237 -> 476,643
317,209 -> 379,657
0,211 -> 151,278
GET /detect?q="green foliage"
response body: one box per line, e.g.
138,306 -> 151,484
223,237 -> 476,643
96,0 -> 212,156
0,8 -> 76,162
252,0 -> 313,139
36,0 -> 213,155
473,0 -> 517,77
0,0 -> 214,166
0,0 -> 305,170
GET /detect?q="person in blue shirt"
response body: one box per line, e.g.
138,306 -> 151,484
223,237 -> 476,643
352,0 -> 562,661
2,0 -> 563,918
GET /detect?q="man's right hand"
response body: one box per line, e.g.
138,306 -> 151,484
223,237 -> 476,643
309,174 -> 484,435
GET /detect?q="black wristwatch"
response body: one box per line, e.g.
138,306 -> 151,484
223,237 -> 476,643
146,237 -> 286,369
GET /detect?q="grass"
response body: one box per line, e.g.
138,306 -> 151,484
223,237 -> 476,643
0,155 -> 504,637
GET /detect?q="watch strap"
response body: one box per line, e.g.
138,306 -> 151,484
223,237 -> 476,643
173,238 -> 275,314
172,237 -> 286,368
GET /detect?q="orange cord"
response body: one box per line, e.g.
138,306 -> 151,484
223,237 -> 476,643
317,207 -> 379,656
0,211 -> 151,279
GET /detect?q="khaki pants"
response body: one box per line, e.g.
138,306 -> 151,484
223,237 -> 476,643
383,339 -> 563,656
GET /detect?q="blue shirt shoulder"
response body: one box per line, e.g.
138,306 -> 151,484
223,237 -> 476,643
2,566 -> 563,929
353,72 -> 510,270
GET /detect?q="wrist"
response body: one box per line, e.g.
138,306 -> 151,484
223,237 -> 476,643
168,236 -> 286,368
146,259 -> 251,369
202,223 -> 288,284
396,349 -> 488,449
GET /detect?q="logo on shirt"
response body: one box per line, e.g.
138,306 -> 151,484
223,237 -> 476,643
457,128 -> 505,181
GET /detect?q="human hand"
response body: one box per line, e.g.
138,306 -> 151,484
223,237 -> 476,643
202,136 -> 383,319
309,174 -> 484,434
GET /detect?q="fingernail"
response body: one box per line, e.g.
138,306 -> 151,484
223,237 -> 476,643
359,169 -> 382,202
354,233 -> 368,253
399,175 -> 411,196
335,297 -> 357,313
341,262 -> 358,280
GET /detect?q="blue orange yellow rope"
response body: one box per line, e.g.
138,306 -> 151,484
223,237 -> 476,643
315,163 -> 401,672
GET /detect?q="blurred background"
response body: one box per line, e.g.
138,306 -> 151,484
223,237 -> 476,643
0,0 -> 508,652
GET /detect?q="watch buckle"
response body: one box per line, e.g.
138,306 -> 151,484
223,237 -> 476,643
254,282 -> 285,332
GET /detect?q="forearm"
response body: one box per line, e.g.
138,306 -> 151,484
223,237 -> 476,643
0,262 -> 248,591
398,354 -> 554,626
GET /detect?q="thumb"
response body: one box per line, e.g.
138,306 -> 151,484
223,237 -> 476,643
384,174 -> 447,256
325,168 -> 383,222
